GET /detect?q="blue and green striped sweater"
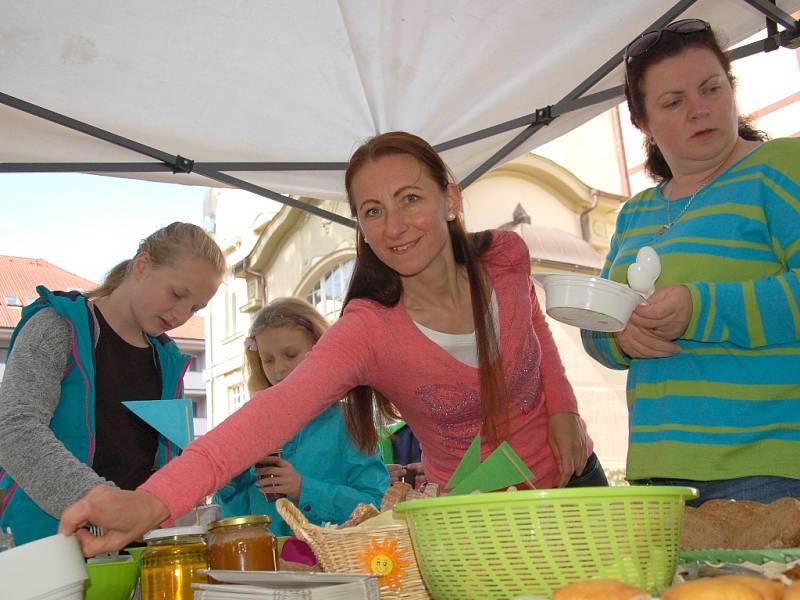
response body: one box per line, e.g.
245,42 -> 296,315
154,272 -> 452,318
582,138 -> 800,482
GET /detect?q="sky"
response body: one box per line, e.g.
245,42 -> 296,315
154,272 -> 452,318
0,173 -> 208,283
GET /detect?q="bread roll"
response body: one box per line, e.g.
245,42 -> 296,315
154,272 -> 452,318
713,574 -> 783,600
783,581 -> 800,600
552,579 -> 649,600
661,577 -> 763,600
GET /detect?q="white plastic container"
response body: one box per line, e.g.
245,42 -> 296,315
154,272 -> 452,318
0,533 -> 88,599
532,273 -> 645,332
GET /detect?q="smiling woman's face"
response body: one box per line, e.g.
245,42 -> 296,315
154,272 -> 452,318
639,46 -> 739,176
350,153 -> 459,279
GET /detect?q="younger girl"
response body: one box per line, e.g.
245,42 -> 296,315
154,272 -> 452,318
0,222 -> 225,545
213,297 -> 389,535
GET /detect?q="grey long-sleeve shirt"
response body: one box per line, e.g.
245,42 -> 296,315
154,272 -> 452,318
0,307 -> 110,518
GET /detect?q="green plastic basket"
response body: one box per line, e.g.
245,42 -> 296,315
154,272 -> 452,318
393,485 -> 697,599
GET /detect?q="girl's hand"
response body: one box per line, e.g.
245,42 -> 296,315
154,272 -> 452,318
58,485 -> 169,557
255,455 -> 303,500
548,412 -> 588,487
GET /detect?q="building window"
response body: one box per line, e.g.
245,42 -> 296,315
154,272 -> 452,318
228,383 -> 245,413
4,296 -> 22,307
307,259 -> 354,323
225,278 -> 248,337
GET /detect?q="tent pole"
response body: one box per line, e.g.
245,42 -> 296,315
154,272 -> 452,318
0,162 -> 348,173
457,0 -> 698,187
0,91 -> 354,228
740,0 -> 798,29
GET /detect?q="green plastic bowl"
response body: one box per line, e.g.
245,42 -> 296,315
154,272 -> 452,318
394,485 -> 698,599
123,545 -> 146,563
84,557 -> 139,600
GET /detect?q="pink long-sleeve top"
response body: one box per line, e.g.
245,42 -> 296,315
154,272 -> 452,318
141,230 -> 592,519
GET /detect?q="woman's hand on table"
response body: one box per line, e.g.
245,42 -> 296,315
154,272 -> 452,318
548,412 -> 588,487
58,485 -> 169,557
386,463 -> 406,483
386,463 -> 426,487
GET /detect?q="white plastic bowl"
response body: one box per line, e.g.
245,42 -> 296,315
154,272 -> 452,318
533,273 -> 645,332
0,533 -> 87,600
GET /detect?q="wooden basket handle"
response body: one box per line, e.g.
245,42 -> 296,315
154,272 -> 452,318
276,497 -> 333,568
276,498 -> 314,539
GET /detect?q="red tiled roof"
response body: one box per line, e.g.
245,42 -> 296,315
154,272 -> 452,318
0,255 -> 204,340
169,315 -> 205,340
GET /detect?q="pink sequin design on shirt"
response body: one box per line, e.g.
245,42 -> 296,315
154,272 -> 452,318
416,336 -> 542,453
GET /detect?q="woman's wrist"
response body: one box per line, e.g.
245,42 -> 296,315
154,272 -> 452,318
137,489 -> 171,528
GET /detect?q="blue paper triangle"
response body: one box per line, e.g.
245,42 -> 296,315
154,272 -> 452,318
122,399 -> 195,450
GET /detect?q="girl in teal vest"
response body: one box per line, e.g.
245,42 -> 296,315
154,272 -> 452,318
0,222 -> 225,545
213,297 -> 389,535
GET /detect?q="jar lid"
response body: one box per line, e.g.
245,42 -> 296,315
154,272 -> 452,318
143,525 -> 207,542
207,514 -> 272,530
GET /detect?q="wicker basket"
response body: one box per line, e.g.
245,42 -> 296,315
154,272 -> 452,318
276,498 -> 431,599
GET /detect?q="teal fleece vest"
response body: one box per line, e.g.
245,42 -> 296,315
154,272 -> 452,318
0,286 -> 190,545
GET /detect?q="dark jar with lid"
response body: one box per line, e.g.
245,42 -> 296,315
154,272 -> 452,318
206,514 -> 278,572
141,525 -> 208,600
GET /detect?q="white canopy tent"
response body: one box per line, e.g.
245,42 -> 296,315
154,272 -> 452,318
2,0 -> 798,227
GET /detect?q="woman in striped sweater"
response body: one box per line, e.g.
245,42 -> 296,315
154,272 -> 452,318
582,19 -> 800,504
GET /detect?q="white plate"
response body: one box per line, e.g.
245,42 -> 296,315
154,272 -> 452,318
201,570 -> 376,587
533,273 -> 645,332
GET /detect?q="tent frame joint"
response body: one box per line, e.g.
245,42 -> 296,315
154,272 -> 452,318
534,105 -> 555,126
172,155 -> 194,174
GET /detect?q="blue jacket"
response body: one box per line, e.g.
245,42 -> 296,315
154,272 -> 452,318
213,403 -> 389,536
0,286 -> 189,544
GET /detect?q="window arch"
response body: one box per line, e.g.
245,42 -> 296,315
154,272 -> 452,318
306,259 -> 354,322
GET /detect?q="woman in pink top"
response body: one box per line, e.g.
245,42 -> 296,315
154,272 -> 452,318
60,132 -> 604,555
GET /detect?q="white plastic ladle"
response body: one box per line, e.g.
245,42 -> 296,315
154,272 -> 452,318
627,246 -> 661,299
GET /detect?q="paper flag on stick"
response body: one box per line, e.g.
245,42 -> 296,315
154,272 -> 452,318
446,433 -> 482,490
449,440 -> 535,496
122,399 -> 195,450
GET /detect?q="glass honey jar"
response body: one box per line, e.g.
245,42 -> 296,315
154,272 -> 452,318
206,515 -> 278,572
141,525 -> 208,600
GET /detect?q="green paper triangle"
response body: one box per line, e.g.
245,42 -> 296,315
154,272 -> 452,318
449,441 -> 535,495
446,433 -> 482,490
122,399 -> 195,450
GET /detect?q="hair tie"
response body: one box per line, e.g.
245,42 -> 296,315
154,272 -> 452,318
286,315 -> 314,331
244,336 -> 258,351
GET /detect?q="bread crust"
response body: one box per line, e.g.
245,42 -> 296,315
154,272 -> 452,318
661,577 -> 763,600
682,497 -> 800,550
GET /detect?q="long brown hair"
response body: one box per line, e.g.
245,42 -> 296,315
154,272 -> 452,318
86,221 -> 226,299
342,131 -> 507,453
624,24 -> 767,181
243,297 -> 329,396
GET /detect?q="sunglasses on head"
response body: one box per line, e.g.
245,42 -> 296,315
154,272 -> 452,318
624,18 -> 711,64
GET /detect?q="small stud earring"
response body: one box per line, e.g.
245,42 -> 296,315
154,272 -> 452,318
447,212 -> 456,222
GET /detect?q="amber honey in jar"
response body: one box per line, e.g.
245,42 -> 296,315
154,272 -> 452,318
141,525 -> 208,600
206,514 -> 278,572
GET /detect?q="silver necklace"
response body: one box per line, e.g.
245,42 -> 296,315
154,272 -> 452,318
653,168 -> 722,239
